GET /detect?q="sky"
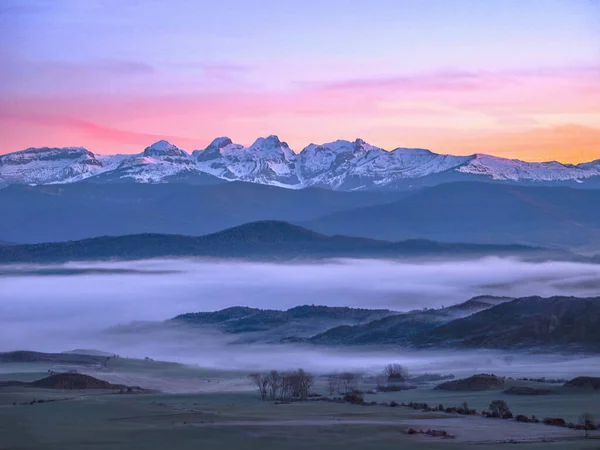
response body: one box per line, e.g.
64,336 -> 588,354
0,0 -> 599,162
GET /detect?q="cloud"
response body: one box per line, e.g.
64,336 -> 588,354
310,65 -> 600,94
2,257 -> 600,341
0,111 -> 198,149
311,70 -> 506,93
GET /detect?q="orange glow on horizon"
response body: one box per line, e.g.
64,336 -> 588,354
1,66 -> 599,164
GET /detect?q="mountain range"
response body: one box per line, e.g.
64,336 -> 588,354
112,296 -> 600,352
0,220 -> 563,264
1,180 -> 599,248
2,136 -> 600,190
310,294 -> 600,351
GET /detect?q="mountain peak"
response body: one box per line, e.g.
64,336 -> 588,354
147,140 -> 178,151
3,136 -> 600,189
208,137 -> 233,149
353,138 -> 380,153
143,141 -> 189,159
0,146 -> 97,165
251,135 -> 289,149
0,146 -> 103,185
206,220 -> 326,243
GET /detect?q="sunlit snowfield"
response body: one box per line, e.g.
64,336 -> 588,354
2,257 -> 600,376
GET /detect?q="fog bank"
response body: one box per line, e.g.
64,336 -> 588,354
1,257 -> 599,374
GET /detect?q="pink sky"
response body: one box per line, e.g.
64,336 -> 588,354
1,0 -> 599,163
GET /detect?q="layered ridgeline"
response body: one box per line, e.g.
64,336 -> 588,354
2,136 -> 600,190
0,221 -> 566,263
112,296 -> 600,352
1,181 -> 600,247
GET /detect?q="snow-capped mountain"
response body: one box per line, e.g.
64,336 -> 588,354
0,147 -> 109,186
1,137 -> 599,190
457,154 -> 597,182
297,140 -> 474,190
193,135 -> 301,188
86,140 -> 205,184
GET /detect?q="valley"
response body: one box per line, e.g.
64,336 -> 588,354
1,351 -> 599,450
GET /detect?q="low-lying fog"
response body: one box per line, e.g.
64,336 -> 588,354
2,257 -> 600,377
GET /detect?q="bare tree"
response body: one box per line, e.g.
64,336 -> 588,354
249,373 -> 269,401
327,374 -> 340,395
280,369 -> 314,400
298,369 -> 313,400
284,371 -> 301,398
579,412 -> 595,439
266,370 -> 283,400
382,363 -> 408,381
280,371 -> 293,399
339,372 -> 357,394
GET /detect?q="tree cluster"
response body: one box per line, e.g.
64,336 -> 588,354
249,369 -> 313,401
326,372 -> 359,395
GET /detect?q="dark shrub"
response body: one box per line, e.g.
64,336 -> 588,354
515,414 -> 531,423
343,390 -> 364,405
543,417 -> 567,427
489,400 -> 512,419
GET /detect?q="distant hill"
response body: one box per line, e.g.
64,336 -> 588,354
421,296 -> 600,351
113,297 -> 506,346
3,180 -> 600,249
0,373 -> 146,391
0,182 -> 403,244
0,350 -> 110,366
0,220 -> 563,264
309,296 -> 600,352
166,305 -> 396,343
564,377 -> 600,390
434,374 -> 505,391
309,296 -> 512,346
31,373 -> 126,390
120,296 -> 600,353
304,182 -> 600,249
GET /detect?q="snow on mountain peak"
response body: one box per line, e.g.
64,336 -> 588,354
2,137 -> 600,189
143,140 -> 189,158
147,140 -> 178,151
353,138 -> 380,152
193,137 -> 244,164
193,135 -> 299,187
0,146 -> 95,163
249,135 -> 294,160
457,153 -> 596,181
0,146 -> 106,185
208,137 -> 233,149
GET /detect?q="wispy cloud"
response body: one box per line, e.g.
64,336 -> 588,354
0,111 -> 197,149
310,66 -> 600,94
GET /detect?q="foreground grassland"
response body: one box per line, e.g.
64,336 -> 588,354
1,358 -> 599,450
1,389 -> 599,450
